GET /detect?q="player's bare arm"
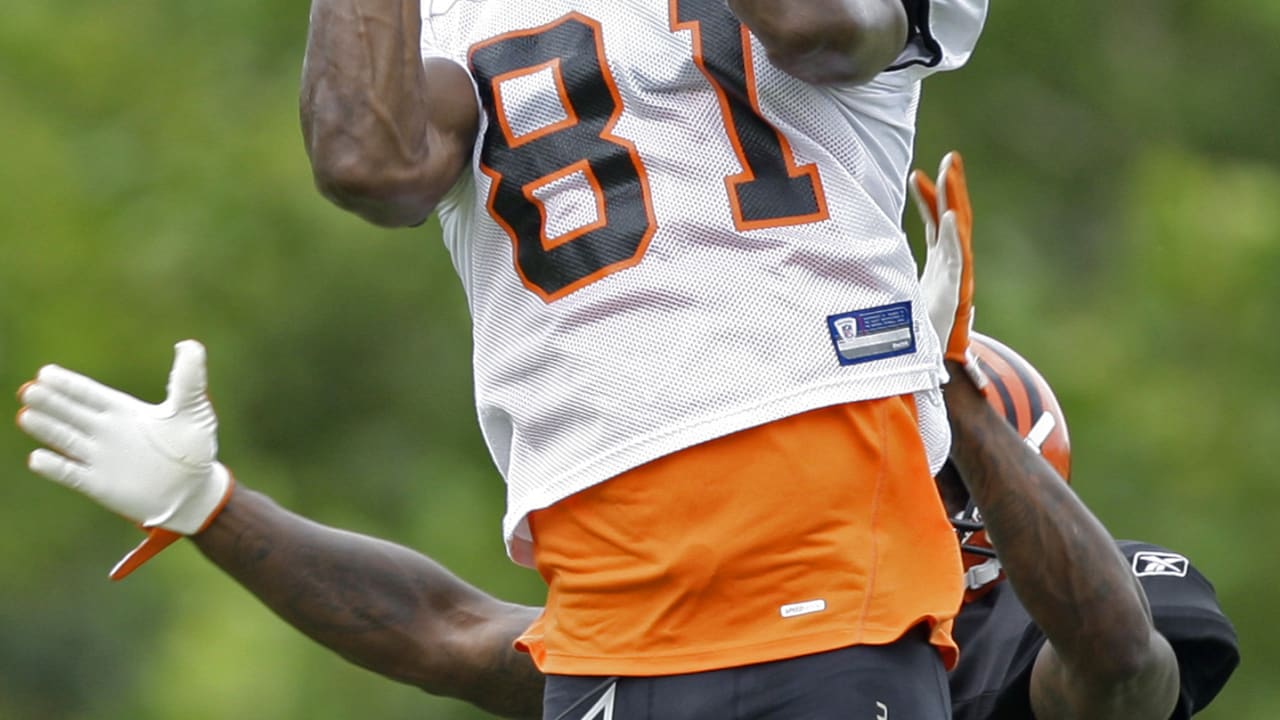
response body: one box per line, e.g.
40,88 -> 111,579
301,0 -> 479,227
192,485 -> 544,719
914,151 -> 1181,719
726,0 -> 907,85
942,366 -> 1180,719
15,342 -> 542,718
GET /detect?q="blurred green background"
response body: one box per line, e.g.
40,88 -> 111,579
1,2 -> 1276,718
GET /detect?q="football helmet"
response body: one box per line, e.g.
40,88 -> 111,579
952,331 -> 1071,600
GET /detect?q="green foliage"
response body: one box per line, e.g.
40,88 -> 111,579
2,2 -> 1274,718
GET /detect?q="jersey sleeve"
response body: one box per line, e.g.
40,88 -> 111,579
418,0 -> 482,217
1118,541 -> 1240,718
887,0 -> 988,78
421,0 -> 459,60
953,540 -> 1239,720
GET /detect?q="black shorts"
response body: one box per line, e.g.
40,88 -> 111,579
544,627 -> 949,720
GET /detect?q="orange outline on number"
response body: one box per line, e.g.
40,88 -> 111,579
525,159 -> 609,252
491,58 -> 579,149
670,0 -> 830,231
470,13 -> 657,303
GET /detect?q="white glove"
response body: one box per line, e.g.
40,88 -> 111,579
909,151 -> 987,388
17,340 -> 234,579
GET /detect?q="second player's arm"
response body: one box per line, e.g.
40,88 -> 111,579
192,486 -> 544,720
943,366 -> 1181,720
727,0 -> 908,85
301,0 -> 478,227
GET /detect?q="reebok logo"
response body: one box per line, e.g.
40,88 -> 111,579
1132,551 -> 1189,578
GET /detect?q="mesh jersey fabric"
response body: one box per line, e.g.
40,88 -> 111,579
420,0 -> 988,563
948,540 -> 1239,720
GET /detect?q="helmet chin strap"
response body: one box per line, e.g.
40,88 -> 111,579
954,497 -> 1001,590
965,556 -> 1003,590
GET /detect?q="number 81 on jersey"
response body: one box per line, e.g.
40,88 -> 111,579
468,1 -> 829,301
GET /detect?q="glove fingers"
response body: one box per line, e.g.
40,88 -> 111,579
165,340 -> 209,412
28,447 -> 91,491
938,210 -> 974,356
937,210 -> 964,269
18,381 -> 99,435
17,408 -> 93,462
909,169 -> 940,237
937,151 -> 973,237
935,153 -> 955,213
32,365 -> 118,412
940,206 -> 975,300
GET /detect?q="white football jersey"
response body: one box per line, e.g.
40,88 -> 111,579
421,0 -> 988,564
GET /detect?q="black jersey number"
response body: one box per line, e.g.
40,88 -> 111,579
468,2 -> 829,302
671,0 -> 828,230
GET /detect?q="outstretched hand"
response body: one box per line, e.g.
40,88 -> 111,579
910,151 -> 986,388
16,340 -> 234,579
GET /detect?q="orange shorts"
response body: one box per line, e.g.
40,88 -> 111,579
517,395 -> 964,676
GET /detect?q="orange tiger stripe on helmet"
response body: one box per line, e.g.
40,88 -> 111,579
971,332 -> 1071,482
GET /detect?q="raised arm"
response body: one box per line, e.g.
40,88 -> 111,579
193,486 -> 544,719
943,372 -> 1180,719
727,0 -> 908,85
913,153 -> 1181,719
301,0 -> 479,227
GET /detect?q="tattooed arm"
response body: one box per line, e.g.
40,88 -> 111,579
191,486 -> 545,719
942,364 -> 1180,720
